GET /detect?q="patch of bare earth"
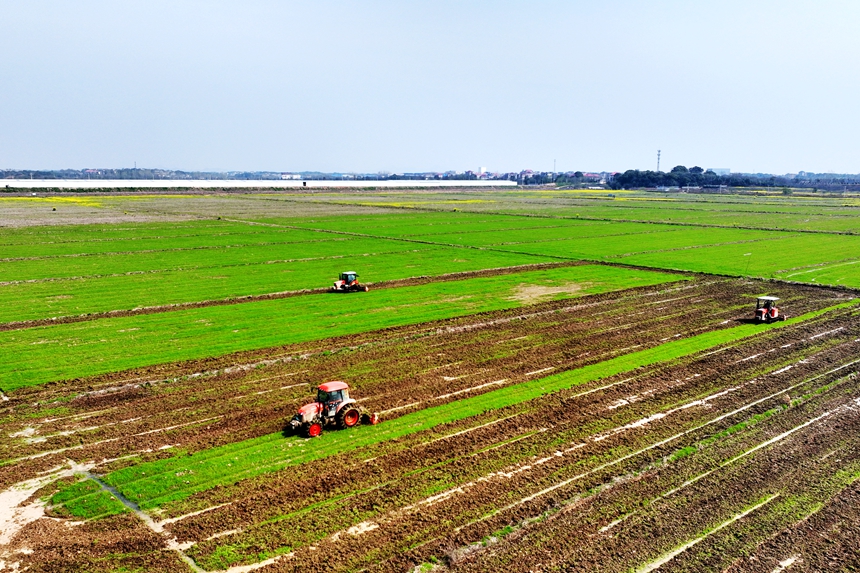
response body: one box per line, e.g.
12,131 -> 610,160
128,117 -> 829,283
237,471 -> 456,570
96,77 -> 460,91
510,281 -> 589,303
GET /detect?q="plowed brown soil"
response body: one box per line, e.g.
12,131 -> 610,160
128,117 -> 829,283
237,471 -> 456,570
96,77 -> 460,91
2,277 -> 859,573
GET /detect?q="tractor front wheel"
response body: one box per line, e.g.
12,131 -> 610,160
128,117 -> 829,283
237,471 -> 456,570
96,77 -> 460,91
304,420 -> 323,438
337,407 -> 361,429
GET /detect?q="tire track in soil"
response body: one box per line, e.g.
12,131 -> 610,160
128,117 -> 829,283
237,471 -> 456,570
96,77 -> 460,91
722,478 -> 860,572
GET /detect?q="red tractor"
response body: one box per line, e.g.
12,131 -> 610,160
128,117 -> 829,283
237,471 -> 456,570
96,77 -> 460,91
288,381 -> 379,438
332,271 -> 369,292
755,296 -> 786,323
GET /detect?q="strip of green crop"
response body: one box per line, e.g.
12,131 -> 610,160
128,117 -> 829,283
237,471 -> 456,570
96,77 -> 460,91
0,246 -> 550,324
94,299 -> 856,511
0,235 -> 417,282
0,226 -> 334,258
622,233 -> 860,287
489,227 -> 782,260
51,479 -> 128,520
1,265 -> 676,390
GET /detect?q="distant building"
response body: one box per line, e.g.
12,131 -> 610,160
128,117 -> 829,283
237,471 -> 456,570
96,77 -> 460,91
708,168 -> 731,176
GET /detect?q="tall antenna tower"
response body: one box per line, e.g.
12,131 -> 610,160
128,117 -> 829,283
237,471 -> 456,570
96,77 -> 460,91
657,150 -> 661,172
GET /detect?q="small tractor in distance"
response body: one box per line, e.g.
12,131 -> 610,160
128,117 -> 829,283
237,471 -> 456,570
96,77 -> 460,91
288,381 -> 379,438
332,271 -> 368,292
755,296 -> 786,323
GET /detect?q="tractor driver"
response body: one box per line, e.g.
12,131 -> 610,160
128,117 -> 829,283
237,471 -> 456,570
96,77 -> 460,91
316,389 -> 329,403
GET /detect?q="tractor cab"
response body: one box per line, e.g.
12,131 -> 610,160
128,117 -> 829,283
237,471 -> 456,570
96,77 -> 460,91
755,296 -> 785,323
288,381 -> 378,438
331,271 -> 369,292
316,381 -> 349,417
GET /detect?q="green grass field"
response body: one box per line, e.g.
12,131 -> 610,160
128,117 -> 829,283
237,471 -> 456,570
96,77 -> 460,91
0,245 -> 551,323
3,190 -> 858,392
1,264 -> 679,390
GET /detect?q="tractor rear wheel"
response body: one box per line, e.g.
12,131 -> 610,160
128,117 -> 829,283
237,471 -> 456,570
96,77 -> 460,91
337,407 -> 361,429
304,420 -> 323,438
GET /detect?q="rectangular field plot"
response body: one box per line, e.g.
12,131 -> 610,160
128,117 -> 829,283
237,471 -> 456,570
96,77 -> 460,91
0,235 -> 418,283
621,233 -> 860,286
0,221 -> 335,258
101,303 -> 842,511
259,211 -> 594,237
0,264 -> 681,389
473,194 -> 860,233
382,192 -> 857,234
0,247 -> 551,324
490,227 -> 782,259
405,221 -> 680,247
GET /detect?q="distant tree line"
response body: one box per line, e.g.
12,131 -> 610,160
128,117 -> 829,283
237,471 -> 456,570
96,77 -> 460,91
610,166 -> 762,190
610,166 -> 860,192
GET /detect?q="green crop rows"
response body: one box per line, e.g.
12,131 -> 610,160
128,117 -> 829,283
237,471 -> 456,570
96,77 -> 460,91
1,264 -> 679,390
3,190 -> 859,392
50,300 -> 852,516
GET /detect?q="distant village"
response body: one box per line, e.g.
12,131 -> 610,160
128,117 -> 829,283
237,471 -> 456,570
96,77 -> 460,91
2,167 -> 859,192
0,167 -> 609,186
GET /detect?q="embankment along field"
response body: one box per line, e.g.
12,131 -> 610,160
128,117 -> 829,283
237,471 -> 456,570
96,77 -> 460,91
1,188 -> 860,573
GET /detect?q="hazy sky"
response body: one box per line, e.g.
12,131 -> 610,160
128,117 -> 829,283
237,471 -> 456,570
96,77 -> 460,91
2,1 -> 859,174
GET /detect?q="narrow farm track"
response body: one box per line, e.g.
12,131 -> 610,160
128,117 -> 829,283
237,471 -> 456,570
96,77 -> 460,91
2,278 -> 858,572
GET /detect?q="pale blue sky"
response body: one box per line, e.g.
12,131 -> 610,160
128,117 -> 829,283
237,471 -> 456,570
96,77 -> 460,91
2,1 -> 858,174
